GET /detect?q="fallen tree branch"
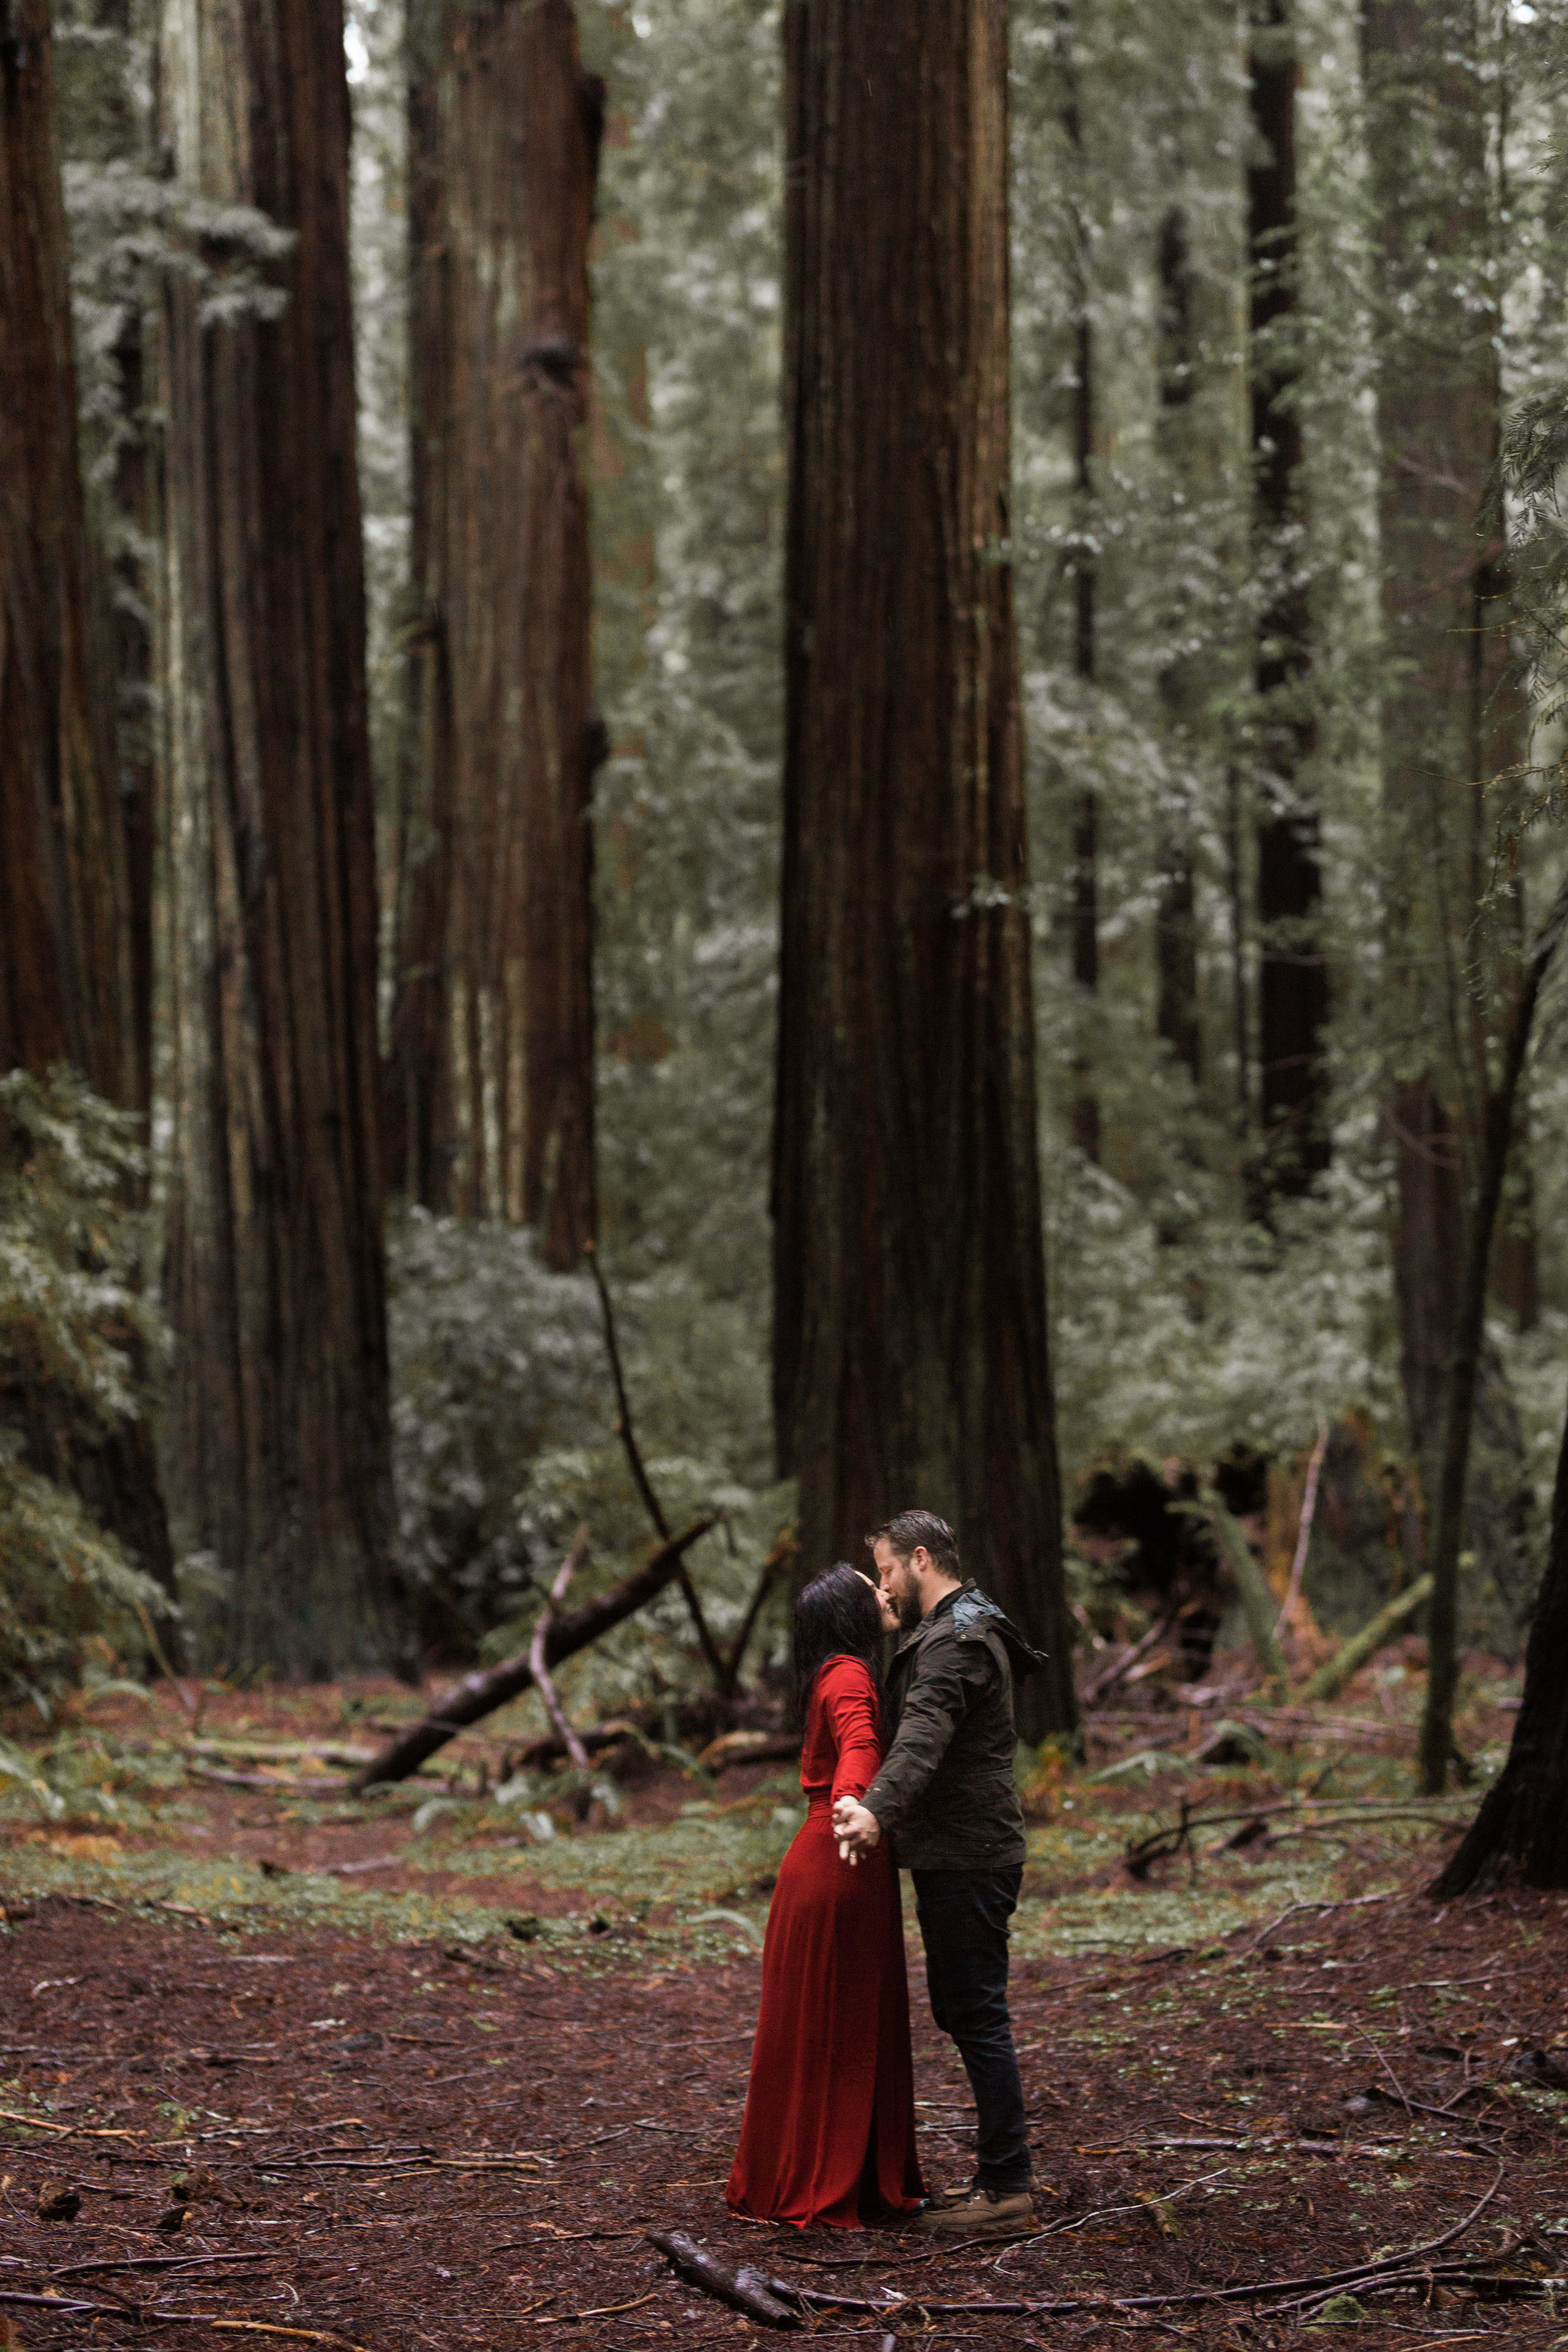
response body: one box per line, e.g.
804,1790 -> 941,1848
586,1242 -> 728,1689
646,2232 -> 798,2328
351,1518 -> 717,1789
648,2171 -> 1505,2325
1300,1574 -> 1433,1703
1082,1612 -> 1178,1709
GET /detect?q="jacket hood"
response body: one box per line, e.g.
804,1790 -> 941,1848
899,1579 -> 1047,1682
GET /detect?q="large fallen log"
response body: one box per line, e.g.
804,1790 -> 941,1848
351,1519 -> 716,1789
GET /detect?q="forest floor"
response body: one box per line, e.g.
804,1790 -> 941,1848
1,1650 -> 1565,2351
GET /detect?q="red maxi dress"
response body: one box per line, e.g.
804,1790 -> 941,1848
726,1655 -> 924,2228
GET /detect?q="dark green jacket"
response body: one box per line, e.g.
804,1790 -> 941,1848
862,1581 -> 1042,1871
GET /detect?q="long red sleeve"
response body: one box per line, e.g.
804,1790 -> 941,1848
818,1657 -> 884,1806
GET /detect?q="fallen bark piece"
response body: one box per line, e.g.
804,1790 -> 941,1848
1301,1574 -> 1433,1703
696,1729 -> 803,1773
352,1518 -> 717,1788
646,2232 -> 800,2328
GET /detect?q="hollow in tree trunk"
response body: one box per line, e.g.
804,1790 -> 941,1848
390,0 -> 602,1268
159,0 -> 401,1677
773,0 -> 1075,1742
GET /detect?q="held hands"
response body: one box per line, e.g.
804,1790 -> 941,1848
832,1796 -> 881,1866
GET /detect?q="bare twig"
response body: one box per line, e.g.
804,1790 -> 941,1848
585,1241 -> 728,1688
1083,1613 -> 1177,1708
527,1527 -> 592,1771
722,1528 -> 797,1695
1274,1419 -> 1329,1645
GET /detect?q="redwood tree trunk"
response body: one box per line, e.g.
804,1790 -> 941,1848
1432,1373 -> 1568,1892
1364,0 -> 1526,1512
0,0 -> 135,1106
773,0 -> 1075,1741
390,0 -> 601,1268
1249,0 -> 1327,1196
159,0 -> 401,1677
1,0 -> 171,1603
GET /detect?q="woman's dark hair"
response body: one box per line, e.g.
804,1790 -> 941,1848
793,1562 -> 885,1724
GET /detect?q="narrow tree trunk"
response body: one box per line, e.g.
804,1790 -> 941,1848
158,0 -> 401,1677
0,0 -> 136,1106
773,0 -> 1075,1741
1249,0 -> 1327,1197
1363,0 -> 1518,1478
1432,1370 -> 1568,1891
1417,872 -> 1568,1793
1155,205 -> 1201,1089
390,0 -> 602,1268
1057,0 -> 1099,1165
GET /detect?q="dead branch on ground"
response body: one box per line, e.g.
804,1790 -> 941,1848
351,1518 -> 716,1788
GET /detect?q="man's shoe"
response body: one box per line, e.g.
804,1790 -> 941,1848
923,2179 -> 978,2210
911,2186 -> 1034,2238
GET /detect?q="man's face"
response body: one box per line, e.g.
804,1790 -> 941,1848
873,1537 -> 923,1632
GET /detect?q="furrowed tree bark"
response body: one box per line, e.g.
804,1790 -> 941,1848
353,1518 -> 717,1788
1362,0 -> 1525,1495
773,0 -> 1076,1740
159,0 -> 401,1677
1431,1375 -> 1568,1892
1417,871 -> 1568,1793
391,0 -> 602,1266
0,0 -> 136,1108
0,0 -> 172,1604
1249,0 -> 1327,1198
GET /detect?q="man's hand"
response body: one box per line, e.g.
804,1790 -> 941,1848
832,1797 -> 881,1865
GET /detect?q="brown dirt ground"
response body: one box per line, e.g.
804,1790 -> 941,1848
1,1858 -> 1566,2352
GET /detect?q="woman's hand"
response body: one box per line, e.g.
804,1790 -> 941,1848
832,1796 -> 881,1864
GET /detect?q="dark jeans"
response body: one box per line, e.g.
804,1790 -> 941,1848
911,1865 -> 1029,2191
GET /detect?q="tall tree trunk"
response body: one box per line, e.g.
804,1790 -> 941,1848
158,0 -> 401,1677
1363,0 -> 1524,1550
0,0 -> 136,1107
1432,1370 -> 1568,1892
1154,204 -> 1201,1090
773,0 -> 1075,1742
1057,0 -> 1099,1165
1249,0 -> 1327,1197
1416,871 -> 1568,1792
1,0 -> 172,1606
1438,1374 -> 1568,1891
390,0 -> 602,1268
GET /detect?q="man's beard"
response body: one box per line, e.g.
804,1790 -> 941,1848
894,1581 -> 922,1633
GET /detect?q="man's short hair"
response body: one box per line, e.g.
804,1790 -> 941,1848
867,1510 -> 960,1578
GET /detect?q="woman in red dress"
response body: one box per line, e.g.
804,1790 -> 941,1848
726,1565 -> 925,2229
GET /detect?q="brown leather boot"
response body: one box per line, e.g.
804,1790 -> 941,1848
911,2185 -> 1035,2238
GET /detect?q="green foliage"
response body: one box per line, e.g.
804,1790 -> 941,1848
387,1205 -> 789,1673
0,1069 -> 172,1714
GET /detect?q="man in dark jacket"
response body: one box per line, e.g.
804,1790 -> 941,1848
833,1509 -> 1041,2238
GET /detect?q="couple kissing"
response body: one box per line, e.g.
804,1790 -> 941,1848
726,1509 -> 1040,2237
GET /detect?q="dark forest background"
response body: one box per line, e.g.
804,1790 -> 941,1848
9,0 -> 1568,1826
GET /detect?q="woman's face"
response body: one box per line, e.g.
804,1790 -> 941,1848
857,1567 -> 899,1636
